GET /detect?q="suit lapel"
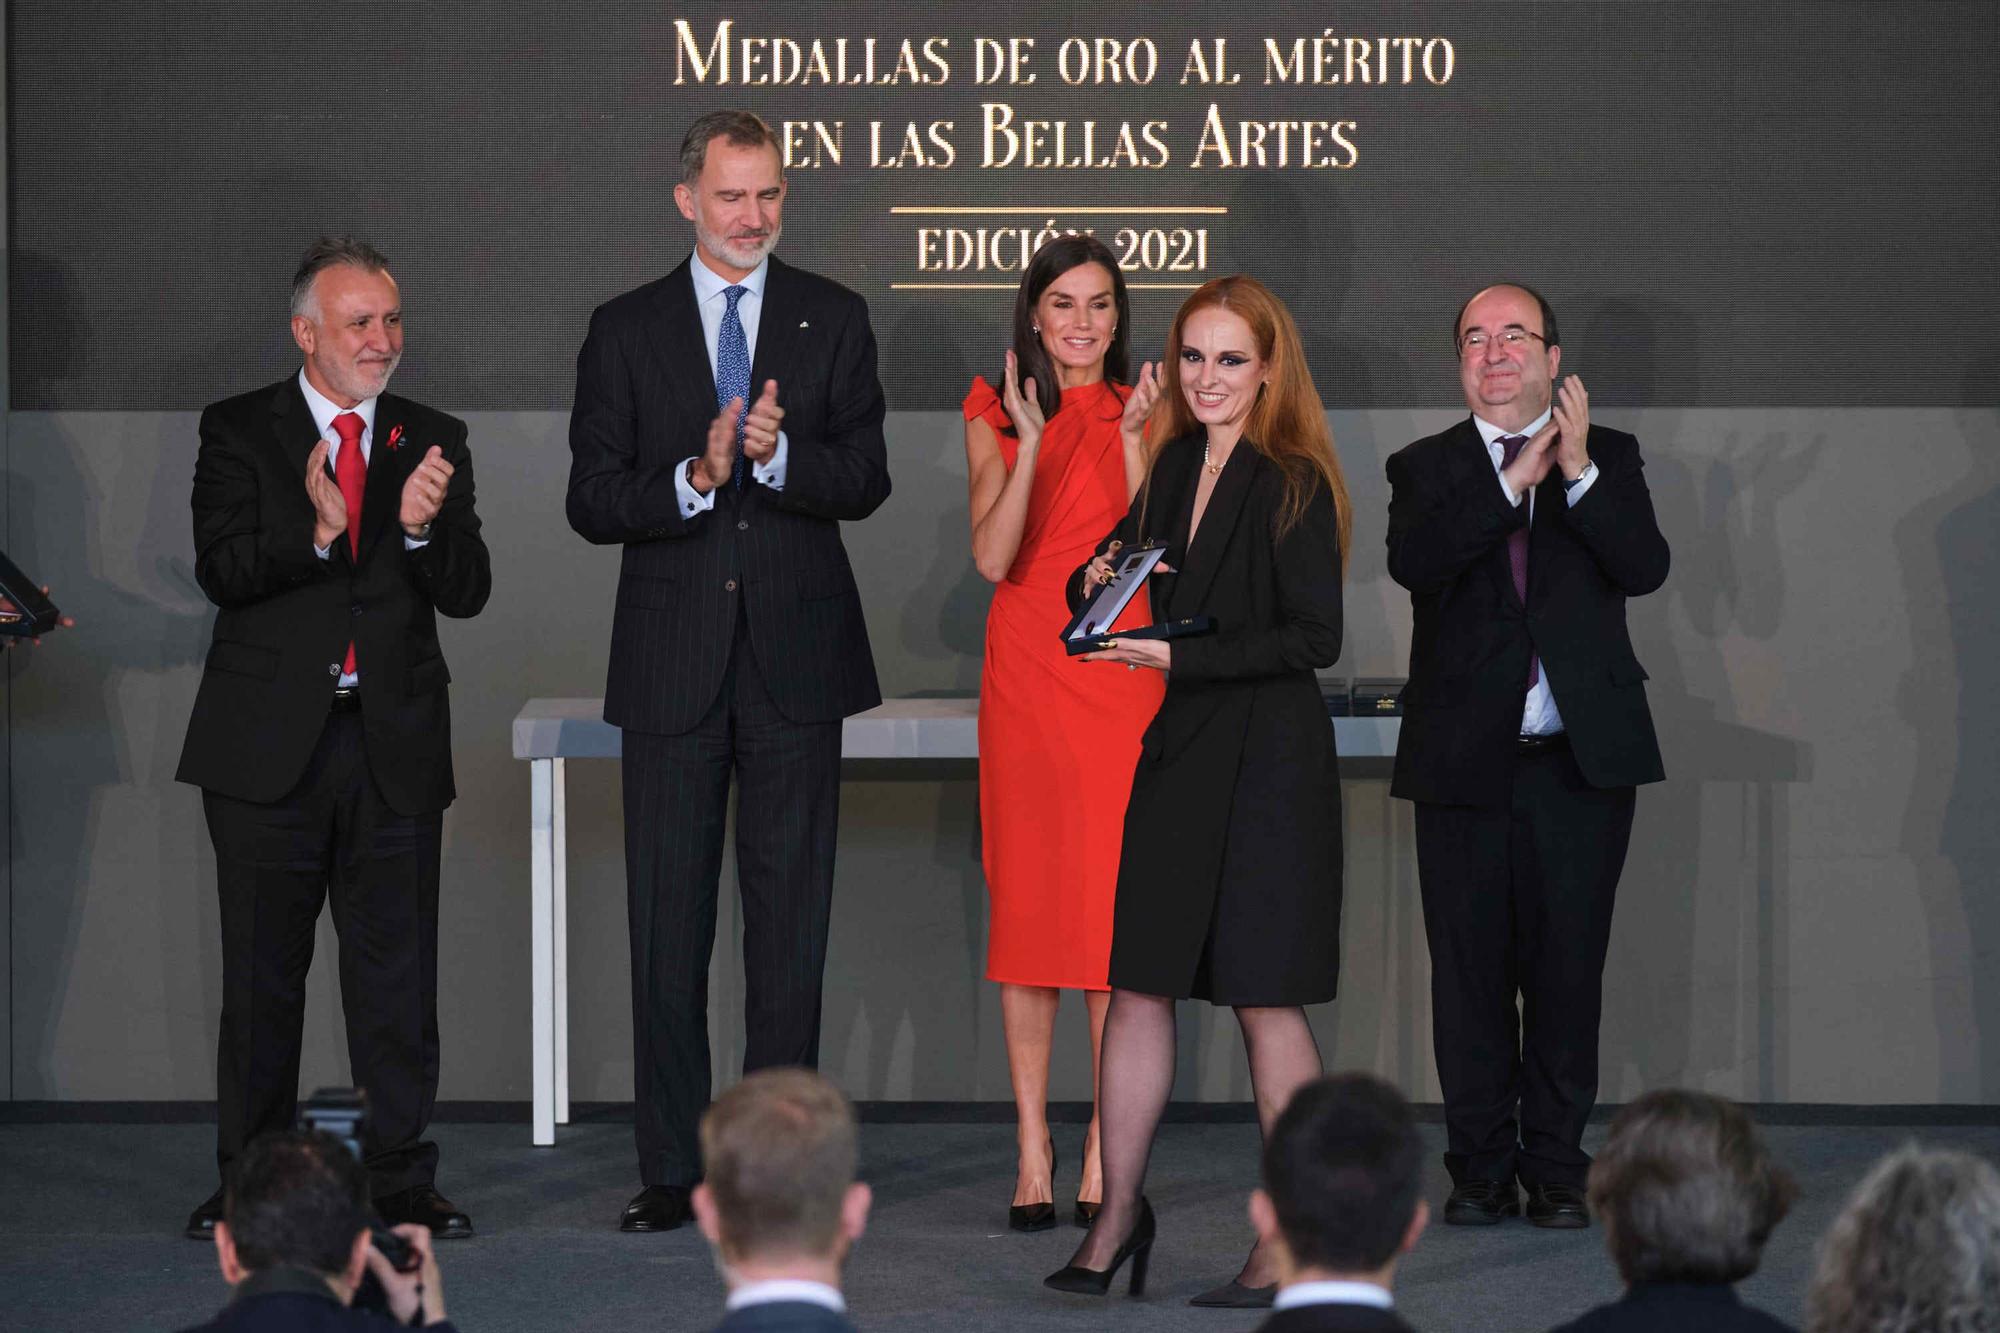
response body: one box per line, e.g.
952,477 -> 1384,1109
271,377 -> 322,480
1171,439 -> 1259,617
643,259 -> 720,413
357,396 -> 412,561
748,255 -> 804,394
1526,469 -> 1567,602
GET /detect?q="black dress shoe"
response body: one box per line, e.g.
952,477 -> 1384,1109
375,1185 -> 474,1239
1010,1200 -> 1057,1231
1444,1179 -> 1520,1225
620,1185 -> 693,1233
1044,1197 -> 1155,1297
1525,1181 -> 1590,1229
1188,1280 -> 1277,1308
185,1188 -> 225,1240
1010,1140 -> 1058,1232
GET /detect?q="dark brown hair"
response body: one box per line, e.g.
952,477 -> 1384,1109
1263,1074 -> 1423,1273
1008,233 -> 1131,423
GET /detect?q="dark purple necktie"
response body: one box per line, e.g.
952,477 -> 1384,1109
1497,435 -> 1541,689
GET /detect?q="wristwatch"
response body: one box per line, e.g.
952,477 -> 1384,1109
1561,462 -> 1595,492
407,520 -> 434,540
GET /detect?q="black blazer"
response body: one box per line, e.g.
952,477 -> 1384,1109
566,254 -> 890,734
1547,1280 -> 1796,1333
1071,436 -> 1345,1001
1386,418 -> 1668,806
712,1301 -> 857,1333
174,1267 -> 465,1332
175,378 -> 490,815
1253,1301 -> 1416,1333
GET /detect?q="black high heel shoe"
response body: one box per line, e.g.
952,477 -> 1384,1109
1073,1199 -> 1099,1229
1009,1140 -> 1058,1232
1043,1197 -> 1155,1297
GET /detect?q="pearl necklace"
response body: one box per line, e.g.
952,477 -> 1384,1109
1203,439 -> 1227,475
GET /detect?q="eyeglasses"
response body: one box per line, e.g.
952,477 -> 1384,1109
1457,328 -> 1546,354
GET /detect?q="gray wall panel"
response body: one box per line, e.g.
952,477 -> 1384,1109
8,404 -> 1997,1102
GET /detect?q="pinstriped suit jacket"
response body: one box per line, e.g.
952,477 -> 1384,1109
567,255 -> 889,734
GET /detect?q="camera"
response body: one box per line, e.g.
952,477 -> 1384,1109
298,1087 -> 420,1275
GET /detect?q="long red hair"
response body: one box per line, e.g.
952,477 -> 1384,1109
1149,275 -> 1351,564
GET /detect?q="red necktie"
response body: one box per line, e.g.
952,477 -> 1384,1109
1496,435 -> 1541,689
334,412 -> 366,676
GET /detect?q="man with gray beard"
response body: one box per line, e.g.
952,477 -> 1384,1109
567,110 -> 890,1233
178,236 -> 490,1242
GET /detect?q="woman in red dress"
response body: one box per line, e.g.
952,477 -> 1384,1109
963,234 -> 1164,1231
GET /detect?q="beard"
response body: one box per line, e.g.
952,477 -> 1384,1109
326,350 -> 400,404
695,216 -> 781,271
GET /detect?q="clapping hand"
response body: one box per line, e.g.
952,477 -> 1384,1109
742,380 -> 783,465
1000,349 -> 1046,452
304,438 -> 349,550
1501,420 -> 1559,497
1119,362 -> 1161,448
1552,375 -> 1590,480
691,397 -> 741,493
400,446 -> 454,536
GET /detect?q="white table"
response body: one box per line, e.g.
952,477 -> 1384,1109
511,696 -> 1400,1145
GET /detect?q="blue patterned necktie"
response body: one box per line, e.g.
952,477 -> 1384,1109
715,284 -> 751,491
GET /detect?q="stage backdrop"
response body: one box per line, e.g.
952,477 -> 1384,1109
5,2 -> 1998,1106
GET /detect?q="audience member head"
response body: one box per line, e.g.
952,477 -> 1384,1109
1250,1073 -> 1428,1289
214,1129 -> 374,1296
1805,1143 -> 2000,1333
1587,1089 -> 1795,1288
694,1068 -> 871,1287
1153,274 -> 1351,557
1010,232 -> 1131,420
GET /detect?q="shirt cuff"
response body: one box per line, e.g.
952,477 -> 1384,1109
753,431 -> 788,491
1498,472 -> 1524,507
314,542 -> 332,560
402,535 -> 431,551
675,457 -> 718,516
1563,461 -> 1599,505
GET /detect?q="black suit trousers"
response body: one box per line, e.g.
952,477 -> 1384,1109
1414,742 -> 1634,1188
622,608 -> 842,1187
203,708 -> 443,1197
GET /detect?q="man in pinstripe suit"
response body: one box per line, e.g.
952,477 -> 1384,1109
567,110 -> 890,1233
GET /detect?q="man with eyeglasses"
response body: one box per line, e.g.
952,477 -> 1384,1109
1384,283 -> 1670,1233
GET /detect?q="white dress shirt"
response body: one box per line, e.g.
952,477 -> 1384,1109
1474,407 -> 1597,737
724,1279 -> 845,1314
301,368 -> 427,687
1274,1279 -> 1395,1311
675,249 -> 790,517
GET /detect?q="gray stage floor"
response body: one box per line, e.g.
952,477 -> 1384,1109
4,1116 -> 1997,1332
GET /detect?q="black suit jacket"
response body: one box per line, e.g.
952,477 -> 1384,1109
1386,418 -> 1668,806
1547,1280 -> 1796,1333
1070,437 -> 1346,999
174,1267 -> 464,1332
1253,1300 -> 1416,1333
712,1300 -> 857,1333
176,378 -> 490,814
566,254 -> 889,734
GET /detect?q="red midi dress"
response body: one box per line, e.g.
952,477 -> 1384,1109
966,376 -> 1165,989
